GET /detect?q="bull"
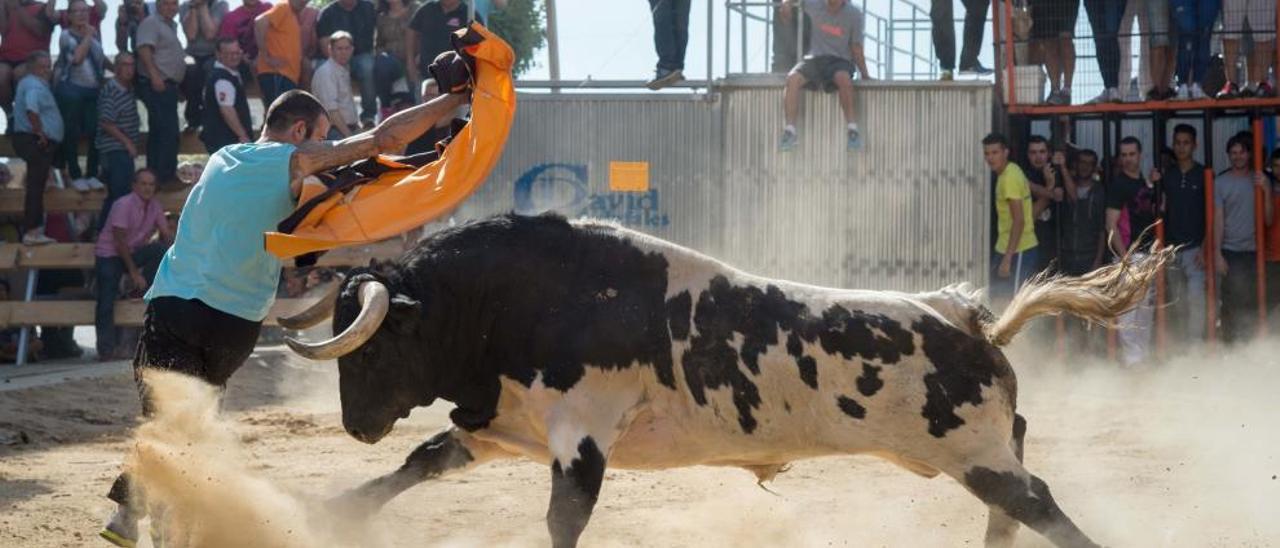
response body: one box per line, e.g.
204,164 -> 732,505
282,213 -> 1169,548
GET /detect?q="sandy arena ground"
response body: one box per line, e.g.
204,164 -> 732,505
2,337 -> 1278,547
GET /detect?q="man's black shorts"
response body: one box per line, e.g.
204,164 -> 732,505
1030,0 -> 1080,40
792,55 -> 856,92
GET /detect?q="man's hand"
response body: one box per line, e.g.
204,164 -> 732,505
1215,253 -> 1228,275
997,255 -> 1012,278
1042,164 -> 1056,187
1150,167 -> 1162,184
125,142 -> 138,158
150,75 -> 165,92
1255,171 -> 1268,190
1052,187 -> 1064,202
130,272 -> 148,292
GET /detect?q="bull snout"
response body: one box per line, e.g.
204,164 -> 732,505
345,421 -> 394,444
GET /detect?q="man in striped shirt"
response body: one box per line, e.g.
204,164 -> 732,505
96,51 -> 142,227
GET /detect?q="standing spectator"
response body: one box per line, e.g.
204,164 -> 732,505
13,51 -> 62,246
296,3 -> 320,89
1171,0 -> 1215,100
1154,124 -> 1207,343
646,0 -> 691,90
1030,0 -> 1078,103
984,132 -> 1039,304
179,0 -> 230,134
929,0 -> 992,80
1265,147 -> 1280,331
311,31 -> 359,139
255,0 -> 308,109
1058,148 -> 1107,353
1217,0 -> 1275,98
778,0 -> 870,153
771,1 -> 810,74
93,168 -> 173,361
1024,135 -> 1064,273
200,38 -> 253,152
217,0 -> 270,63
316,0 -> 377,127
374,0 -> 416,111
1117,0 -> 1175,101
408,0 -> 475,102
1083,0 -> 1126,103
1212,134 -> 1273,343
0,0 -> 53,127
136,0 -> 185,186
1105,136 -> 1160,366
114,0 -> 150,54
48,0 -> 103,32
96,52 -> 142,227
51,0 -> 105,187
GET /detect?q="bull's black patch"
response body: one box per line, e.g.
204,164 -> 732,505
964,466 -> 1095,546
549,436 -> 607,547
836,395 -> 867,419
856,362 -> 884,397
666,291 -> 692,341
913,315 -> 1010,438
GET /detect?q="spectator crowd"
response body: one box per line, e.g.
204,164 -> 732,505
0,0 -> 495,362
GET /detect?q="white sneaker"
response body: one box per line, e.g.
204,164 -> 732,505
70,178 -> 92,192
1087,90 -> 1111,104
22,231 -> 55,245
84,177 -> 105,190
1108,87 -> 1123,102
1189,83 -> 1208,100
1173,83 -> 1190,100
1123,86 -> 1143,103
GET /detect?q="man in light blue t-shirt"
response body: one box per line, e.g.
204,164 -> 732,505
99,84 -> 468,547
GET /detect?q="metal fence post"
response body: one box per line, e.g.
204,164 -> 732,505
15,268 -> 37,366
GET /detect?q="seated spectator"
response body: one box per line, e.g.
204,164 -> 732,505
13,51 -> 62,246
52,0 -> 106,189
984,132 -> 1039,305
1217,0 -> 1275,98
136,0 -> 186,186
178,0 -> 230,134
311,31 -> 360,139
114,0 -> 150,53
374,0 -> 416,110
1030,0 -> 1077,104
778,0 -> 871,153
48,0 -> 104,32
317,0 -> 377,126
1171,0 -> 1214,100
645,0 -> 689,89
0,0 -> 54,128
93,168 -> 173,360
1213,133 -> 1273,344
1154,124 -> 1207,343
1105,136 -> 1160,366
408,0 -> 475,99
0,279 -> 43,363
217,0 -> 269,68
200,38 -> 254,152
254,0 -> 306,109
96,51 -> 142,228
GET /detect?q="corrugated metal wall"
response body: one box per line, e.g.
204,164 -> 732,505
447,79 -> 993,292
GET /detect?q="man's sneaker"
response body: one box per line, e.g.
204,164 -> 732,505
778,129 -> 798,152
1190,83 -> 1208,100
1172,83 -> 1190,100
85,177 -> 105,190
70,178 -> 93,192
846,127 -> 863,150
939,69 -> 954,81
958,62 -> 994,76
1256,81 -> 1275,98
1087,88 -> 1120,104
99,509 -> 139,548
1124,86 -> 1143,103
1216,81 -> 1240,99
1239,83 -> 1257,98
645,68 -> 684,90
21,231 -> 55,245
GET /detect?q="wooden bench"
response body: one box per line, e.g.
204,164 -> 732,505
0,187 -> 192,215
0,132 -> 210,157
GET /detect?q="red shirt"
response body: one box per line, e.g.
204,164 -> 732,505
0,2 -> 52,63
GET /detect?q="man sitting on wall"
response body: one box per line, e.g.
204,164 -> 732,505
778,0 -> 872,153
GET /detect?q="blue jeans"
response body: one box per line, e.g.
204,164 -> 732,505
1172,0 -> 1219,86
649,0 -> 691,71
94,242 -> 167,357
990,247 -> 1040,304
257,73 -> 297,112
137,78 -> 179,182
1083,0 -> 1128,89
97,149 -> 135,229
373,52 -> 406,110
350,52 -> 376,123
53,81 -> 99,180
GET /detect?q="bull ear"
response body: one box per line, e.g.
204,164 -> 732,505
386,294 -> 422,334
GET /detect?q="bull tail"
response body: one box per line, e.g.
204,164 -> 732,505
982,241 -> 1175,347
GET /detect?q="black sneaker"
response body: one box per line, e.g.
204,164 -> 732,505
646,68 -> 684,90
958,62 -> 994,76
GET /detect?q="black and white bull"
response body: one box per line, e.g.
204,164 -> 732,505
282,213 -> 1168,548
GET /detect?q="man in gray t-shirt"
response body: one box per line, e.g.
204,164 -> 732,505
1213,134 -> 1274,343
778,0 -> 871,153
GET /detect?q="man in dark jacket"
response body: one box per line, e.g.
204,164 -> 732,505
199,38 -> 253,152
1058,148 -> 1107,356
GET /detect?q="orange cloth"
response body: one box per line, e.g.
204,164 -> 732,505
255,3 -> 303,83
264,23 -> 516,260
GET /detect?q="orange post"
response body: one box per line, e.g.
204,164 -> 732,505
1205,169 -> 1217,347
1252,119 -> 1268,338
1002,0 -> 1017,104
1154,221 -> 1167,360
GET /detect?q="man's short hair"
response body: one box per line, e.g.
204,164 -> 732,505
1119,136 -> 1142,152
216,37 -> 239,52
134,167 -> 156,182
1227,132 -> 1253,154
1027,135 -> 1049,149
25,50 -> 50,68
265,90 -> 327,138
329,31 -> 354,48
1076,148 -> 1098,162
1173,123 -> 1197,141
982,132 -> 1008,148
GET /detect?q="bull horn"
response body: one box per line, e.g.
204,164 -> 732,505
277,278 -> 344,330
285,281 -> 390,361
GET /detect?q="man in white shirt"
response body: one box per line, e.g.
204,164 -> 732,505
310,30 -> 358,139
